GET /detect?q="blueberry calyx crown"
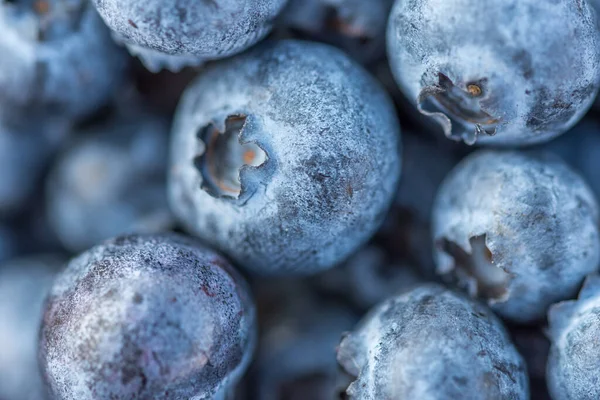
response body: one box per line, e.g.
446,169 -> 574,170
436,234 -> 510,301
418,73 -> 499,145
194,114 -> 268,201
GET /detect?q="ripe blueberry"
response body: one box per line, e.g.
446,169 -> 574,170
39,234 -> 256,400
432,150 -> 600,323
387,0 -> 600,145
169,40 -> 401,275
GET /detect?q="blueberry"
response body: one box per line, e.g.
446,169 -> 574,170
387,0 -> 600,145
46,108 -> 173,252
337,284 -> 529,399
91,0 -> 288,72
252,281 -> 357,400
279,0 -> 393,63
0,256 -> 63,400
38,233 -> 256,400
169,40 -> 401,276
0,118 -> 67,215
432,150 -> 600,323
0,0 -> 127,120
547,274 -> 600,400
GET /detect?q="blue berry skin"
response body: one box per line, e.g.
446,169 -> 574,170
169,40 -> 401,276
387,0 -> 600,146
39,233 -> 256,400
0,256 -> 63,400
432,150 -> 600,323
547,275 -> 600,400
279,0 -> 393,64
337,284 -> 529,400
0,0 -> 127,120
46,108 -> 173,252
92,0 -> 288,72
0,118 -> 67,215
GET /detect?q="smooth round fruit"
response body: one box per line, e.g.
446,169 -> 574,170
387,0 -> 600,145
39,234 -> 256,400
92,0 -> 287,71
547,275 -> 600,400
0,0 -> 127,119
169,40 -> 401,275
0,256 -> 62,400
337,284 -> 529,399
46,108 -> 172,251
432,150 -> 600,323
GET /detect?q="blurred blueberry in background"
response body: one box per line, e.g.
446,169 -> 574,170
0,0 -> 127,121
251,279 -> 357,400
91,0 -> 288,71
279,0 -> 393,64
0,256 -> 64,400
46,103 -> 172,252
0,118 -> 68,216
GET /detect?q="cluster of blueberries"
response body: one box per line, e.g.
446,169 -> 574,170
3,0 -> 600,399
